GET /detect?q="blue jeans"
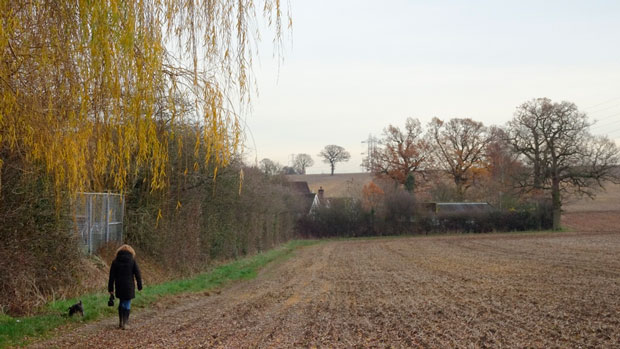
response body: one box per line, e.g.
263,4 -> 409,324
119,299 -> 131,310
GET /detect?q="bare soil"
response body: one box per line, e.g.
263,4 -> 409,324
31,231 -> 620,348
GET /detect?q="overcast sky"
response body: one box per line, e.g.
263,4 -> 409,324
245,0 -> 620,174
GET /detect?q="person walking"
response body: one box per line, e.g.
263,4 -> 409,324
108,244 -> 142,330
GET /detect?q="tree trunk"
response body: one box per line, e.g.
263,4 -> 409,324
404,173 -> 415,193
454,176 -> 465,201
551,176 -> 561,230
330,163 -> 335,175
533,158 -> 541,189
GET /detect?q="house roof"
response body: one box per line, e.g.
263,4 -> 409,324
287,181 -> 316,214
289,181 -> 311,195
435,202 -> 492,214
417,202 -> 493,214
301,193 -> 317,213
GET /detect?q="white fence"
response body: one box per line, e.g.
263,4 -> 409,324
73,193 -> 124,254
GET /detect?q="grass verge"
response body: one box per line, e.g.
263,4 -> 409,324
0,239 -> 318,348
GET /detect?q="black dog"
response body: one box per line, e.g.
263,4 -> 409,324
68,300 -> 84,317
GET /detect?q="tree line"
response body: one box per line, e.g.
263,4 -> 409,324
362,98 -> 619,230
261,98 -> 619,231
260,144 -> 352,176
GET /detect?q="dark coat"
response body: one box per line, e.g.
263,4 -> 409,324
108,250 -> 142,300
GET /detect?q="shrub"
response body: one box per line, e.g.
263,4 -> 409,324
413,201 -> 553,234
295,196 -> 553,238
123,164 -> 303,274
0,167 -> 81,315
296,200 -> 373,238
379,190 -> 417,235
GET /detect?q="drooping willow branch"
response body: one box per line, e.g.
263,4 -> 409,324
0,0 -> 290,200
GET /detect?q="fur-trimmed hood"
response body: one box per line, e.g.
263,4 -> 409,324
116,244 -> 135,257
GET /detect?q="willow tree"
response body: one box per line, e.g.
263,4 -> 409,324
0,0 -> 289,198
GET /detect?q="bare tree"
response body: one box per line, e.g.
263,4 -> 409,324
506,98 -> 620,230
481,126 -> 525,208
428,117 -> 491,200
318,145 -> 351,175
370,118 -> 430,191
293,154 -> 314,174
281,166 -> 298,175
259,158 -> 282,176
505,99 -> 553,190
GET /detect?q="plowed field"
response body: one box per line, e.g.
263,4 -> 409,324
32,232 -> 620,348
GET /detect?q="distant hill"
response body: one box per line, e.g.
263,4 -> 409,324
286,173 -> 373,198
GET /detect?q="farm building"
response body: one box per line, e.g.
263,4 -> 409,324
418,202 -> 493,215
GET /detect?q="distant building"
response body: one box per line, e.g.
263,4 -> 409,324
417,202 -> 493,215
288,182 -> 329,215
313,186 -> 329,212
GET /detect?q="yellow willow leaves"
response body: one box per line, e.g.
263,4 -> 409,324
0,0 -> 288,200
156,208 -> 163,227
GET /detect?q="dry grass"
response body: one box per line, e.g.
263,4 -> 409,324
286,173 -> 373,197
32,232 -> 620,348
563,181 -> 620,212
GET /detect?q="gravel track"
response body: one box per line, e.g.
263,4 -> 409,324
31,232 -> 620,348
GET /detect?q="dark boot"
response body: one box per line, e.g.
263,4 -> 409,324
123,308 -> 130,330
118,306 -> 123,329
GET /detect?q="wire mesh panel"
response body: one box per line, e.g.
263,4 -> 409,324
73,193 -> 124,254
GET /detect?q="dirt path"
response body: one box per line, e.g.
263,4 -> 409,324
31,232 -> 620,348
